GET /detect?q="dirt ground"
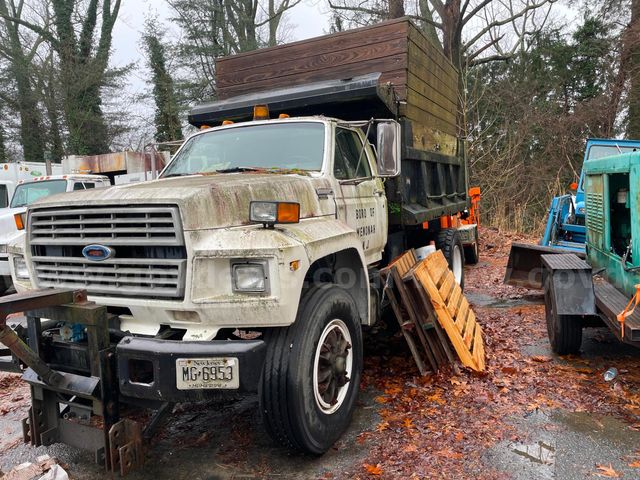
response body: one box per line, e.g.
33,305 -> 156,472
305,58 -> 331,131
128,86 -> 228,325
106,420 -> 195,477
2,227 -> 640,479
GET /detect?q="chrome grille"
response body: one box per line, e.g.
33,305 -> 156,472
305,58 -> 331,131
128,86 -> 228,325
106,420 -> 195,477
30,206 -> 183,246
29,205 -> 186,299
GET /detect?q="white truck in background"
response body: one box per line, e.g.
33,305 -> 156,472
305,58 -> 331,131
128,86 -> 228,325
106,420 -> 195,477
0,162 -> 63,210
0,174 -> 110,294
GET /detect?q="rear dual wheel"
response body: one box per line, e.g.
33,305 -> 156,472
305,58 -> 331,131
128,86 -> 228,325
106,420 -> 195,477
259,284 -> 363,454
436,229 -> 465,290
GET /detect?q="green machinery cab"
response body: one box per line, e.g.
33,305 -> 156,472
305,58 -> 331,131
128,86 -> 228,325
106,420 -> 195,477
584,151 -> 640,297
539,151 -> 640,354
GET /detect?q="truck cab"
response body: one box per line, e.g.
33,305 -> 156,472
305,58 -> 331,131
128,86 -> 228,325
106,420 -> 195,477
1,174 -> 110,293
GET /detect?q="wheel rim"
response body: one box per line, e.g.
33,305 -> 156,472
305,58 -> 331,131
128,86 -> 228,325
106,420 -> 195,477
313,319 -> 353,414
452,245 -> 463,285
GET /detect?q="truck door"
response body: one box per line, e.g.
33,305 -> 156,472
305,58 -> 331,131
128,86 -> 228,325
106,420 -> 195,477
333,126 -> 387,263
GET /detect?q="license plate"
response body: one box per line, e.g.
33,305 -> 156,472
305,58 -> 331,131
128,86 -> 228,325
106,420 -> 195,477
175,357 -> 239,390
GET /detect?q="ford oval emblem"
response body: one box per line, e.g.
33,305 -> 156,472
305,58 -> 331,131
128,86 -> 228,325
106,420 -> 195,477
82,244 -> 114,262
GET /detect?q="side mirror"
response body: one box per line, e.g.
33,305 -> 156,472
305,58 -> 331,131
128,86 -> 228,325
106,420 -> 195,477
376,121 -> 401,177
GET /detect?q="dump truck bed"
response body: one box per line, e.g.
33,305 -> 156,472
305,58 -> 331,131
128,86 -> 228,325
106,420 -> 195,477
190,17 -> 468,227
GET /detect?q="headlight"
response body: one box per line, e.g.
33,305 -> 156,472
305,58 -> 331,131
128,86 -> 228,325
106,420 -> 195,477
0,244 -> 6,255
232,262 -> 267,293
250,201 -> 300,225
13,256 -> 29,279
250,202 -> 278,223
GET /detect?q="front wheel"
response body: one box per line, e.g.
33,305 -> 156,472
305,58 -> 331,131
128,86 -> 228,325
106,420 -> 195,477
259,284 -> 363,454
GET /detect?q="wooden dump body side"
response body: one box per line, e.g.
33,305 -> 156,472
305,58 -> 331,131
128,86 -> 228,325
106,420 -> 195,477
213,17 -> 467,226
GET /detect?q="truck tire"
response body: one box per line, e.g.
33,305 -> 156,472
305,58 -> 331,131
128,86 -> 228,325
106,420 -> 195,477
463,228 -> 480,265
436,229 -> 465,289
544,275 -> 582,354
259,284 -> 363,454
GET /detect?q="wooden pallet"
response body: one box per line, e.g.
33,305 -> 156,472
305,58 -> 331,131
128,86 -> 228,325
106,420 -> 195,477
406,251 -> 485,372
380,250 -> 455,375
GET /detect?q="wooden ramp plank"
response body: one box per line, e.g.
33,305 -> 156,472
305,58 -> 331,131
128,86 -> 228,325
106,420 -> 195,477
381,249 -> 446,375
407,251 -> 486,372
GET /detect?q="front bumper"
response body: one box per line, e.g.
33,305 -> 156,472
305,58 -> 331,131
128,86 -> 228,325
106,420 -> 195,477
117,336 -> 267,402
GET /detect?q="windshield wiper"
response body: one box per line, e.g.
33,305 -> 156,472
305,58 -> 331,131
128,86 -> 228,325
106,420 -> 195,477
214,167 -> 264,173
162,173 -> 190,178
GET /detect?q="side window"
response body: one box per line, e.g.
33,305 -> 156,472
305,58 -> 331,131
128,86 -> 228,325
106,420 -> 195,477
0,185 -> 7,208
334,128 -> 372,180
73,182 -> 96,190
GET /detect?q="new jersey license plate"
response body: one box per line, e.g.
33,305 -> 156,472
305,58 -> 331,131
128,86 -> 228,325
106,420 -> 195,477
175,357 -> 239,390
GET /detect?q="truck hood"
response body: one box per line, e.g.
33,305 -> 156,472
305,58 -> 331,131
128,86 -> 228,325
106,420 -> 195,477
28,173 -> 334,230
0,207 -> 25,246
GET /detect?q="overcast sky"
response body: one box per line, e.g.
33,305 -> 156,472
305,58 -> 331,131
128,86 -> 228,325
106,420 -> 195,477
110,0 -> 331,100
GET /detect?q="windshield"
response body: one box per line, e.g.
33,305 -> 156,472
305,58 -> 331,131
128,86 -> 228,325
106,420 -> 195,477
161,122 -> 325,177
10,180 -> 67,208
0,184 -> 7,208
587,144 -> 640,160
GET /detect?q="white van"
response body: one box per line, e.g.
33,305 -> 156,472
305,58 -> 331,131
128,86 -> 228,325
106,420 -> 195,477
0,174 -> 110,293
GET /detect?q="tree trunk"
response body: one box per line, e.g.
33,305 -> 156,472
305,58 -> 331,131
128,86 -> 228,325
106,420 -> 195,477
628,0 -> 640,137
388,0 -> 404,19
0,0 -> 45,162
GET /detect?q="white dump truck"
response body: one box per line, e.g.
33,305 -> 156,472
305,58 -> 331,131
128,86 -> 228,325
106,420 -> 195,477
2,18 -> 480,469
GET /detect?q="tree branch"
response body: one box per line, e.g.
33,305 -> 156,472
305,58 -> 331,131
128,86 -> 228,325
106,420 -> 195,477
463,0 -> 556,53
0,12 -> 58,48
462,0 -> 494,26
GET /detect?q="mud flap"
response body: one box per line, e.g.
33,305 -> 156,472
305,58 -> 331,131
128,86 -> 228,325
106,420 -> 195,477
541,254 -> 596,316
504,242 -> 586,289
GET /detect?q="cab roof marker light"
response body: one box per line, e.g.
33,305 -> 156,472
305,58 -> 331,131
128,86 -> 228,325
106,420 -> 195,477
253,105 -> 270,121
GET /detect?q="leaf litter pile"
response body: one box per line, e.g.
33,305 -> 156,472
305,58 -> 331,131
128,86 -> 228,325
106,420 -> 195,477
349,227 -> 640,479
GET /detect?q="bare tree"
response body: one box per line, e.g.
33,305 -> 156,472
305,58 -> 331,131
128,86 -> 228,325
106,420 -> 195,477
168,0 -> 302,100
328,0 -> 556,73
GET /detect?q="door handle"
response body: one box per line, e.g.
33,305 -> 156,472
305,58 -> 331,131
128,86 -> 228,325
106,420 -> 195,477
316,187 -> 334,199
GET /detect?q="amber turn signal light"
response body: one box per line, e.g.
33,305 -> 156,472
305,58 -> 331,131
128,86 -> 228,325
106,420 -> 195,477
14,213 -> 25,230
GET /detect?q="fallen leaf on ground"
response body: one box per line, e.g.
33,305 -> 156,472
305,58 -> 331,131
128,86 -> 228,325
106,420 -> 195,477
531,355 -> 552,363
364,463 -> 383,475
595,464 -> 620,477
